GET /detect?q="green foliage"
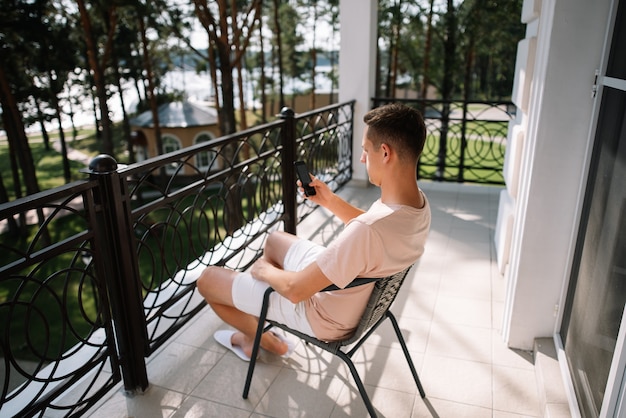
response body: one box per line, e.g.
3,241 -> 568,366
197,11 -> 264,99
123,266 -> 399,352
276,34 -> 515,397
277,2 -> 306,80
0,141 -> 85,199
378,0 -> 524,100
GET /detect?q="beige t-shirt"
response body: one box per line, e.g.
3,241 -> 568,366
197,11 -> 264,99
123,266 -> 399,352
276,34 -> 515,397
304,195 -> 431,341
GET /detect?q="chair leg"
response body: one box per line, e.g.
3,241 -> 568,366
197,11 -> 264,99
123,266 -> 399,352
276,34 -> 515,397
243,289 -> 274,399
242,320 -> 265,399
386,311 -> 426,398
335,351 -> 378,418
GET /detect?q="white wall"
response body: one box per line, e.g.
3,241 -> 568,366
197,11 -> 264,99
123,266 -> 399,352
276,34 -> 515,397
498,0 -> 613,350
338,0 -> 378,183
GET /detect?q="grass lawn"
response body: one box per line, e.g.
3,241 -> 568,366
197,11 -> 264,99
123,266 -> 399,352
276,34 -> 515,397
418,126 -> 506,184
0,141 -> 87,198
0,124 -> 131,200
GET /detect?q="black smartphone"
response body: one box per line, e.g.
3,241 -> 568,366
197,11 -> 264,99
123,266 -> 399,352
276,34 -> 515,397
294,161 -> 316,196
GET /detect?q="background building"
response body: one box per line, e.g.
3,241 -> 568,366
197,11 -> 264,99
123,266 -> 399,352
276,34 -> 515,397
130,100 -> 221,175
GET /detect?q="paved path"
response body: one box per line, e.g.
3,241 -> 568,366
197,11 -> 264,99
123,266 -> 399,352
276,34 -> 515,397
51,137 -> 93,167
0,138 -> 93,233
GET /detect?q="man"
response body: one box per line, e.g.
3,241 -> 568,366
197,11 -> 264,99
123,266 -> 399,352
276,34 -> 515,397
196,103 -> 431,361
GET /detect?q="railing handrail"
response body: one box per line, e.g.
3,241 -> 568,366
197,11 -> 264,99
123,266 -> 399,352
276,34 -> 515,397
118,117 -> 286,177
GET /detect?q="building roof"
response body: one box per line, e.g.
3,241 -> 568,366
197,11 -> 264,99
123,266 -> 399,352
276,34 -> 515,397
130,101 -> 218,128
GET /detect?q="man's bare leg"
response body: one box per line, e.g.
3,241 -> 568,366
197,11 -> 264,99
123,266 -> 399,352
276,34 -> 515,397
196,265 -> 288,358
262,231 -> 301,267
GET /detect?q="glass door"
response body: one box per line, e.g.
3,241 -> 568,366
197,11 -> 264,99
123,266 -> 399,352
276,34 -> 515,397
560,1 -> 626,416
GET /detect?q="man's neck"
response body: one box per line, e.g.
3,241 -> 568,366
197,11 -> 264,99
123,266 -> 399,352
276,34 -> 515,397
380,173 -> 424,209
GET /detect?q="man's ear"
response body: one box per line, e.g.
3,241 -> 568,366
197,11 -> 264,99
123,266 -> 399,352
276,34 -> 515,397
381,143 -> 391,161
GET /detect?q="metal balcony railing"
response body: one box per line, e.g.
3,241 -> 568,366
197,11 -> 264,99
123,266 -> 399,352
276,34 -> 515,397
0,102 -> 355,417
373,98 -> 515,184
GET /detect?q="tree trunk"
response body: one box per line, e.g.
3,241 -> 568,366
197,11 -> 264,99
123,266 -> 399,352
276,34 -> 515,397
0,106 -> 25,232
421,0 -> 435,99
53,98 -> 72,183
0,172 -> 19,236
89,75 -> 101,138
0,62 -> 41,197
236,62 -> 247,131
65,82 -> 79,142
441,0 -> 456,101
49,70 -> 72,182
138,15 -> 163,157
235,52 -> 250,161
463,41 -> 476,102
258,18 -> 267,123
309,3 -> 318,109
0,58 -> 48,241
375,23 -> 382,98
134,77 -> 144,104
388,0 -> 402,99
436,0 -> 457,181
329,5 -> 338,102
208,43 -> 222,130
35,98 -> 51,150
113,50 -> 134,163
76,0 -> 114,156
3,115 -> 23,201
273,0 -> 285,109
389,27 -> 398,99
232,2 -> 248,133
217,47 -> 237,136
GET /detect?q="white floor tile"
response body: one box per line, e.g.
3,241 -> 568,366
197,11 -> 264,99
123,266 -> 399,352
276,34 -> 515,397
426,323 -> 493,364
493,364 -> 542,416
420,355 -> 493,409
332,384 -> 417,418
432,295 -> 492,328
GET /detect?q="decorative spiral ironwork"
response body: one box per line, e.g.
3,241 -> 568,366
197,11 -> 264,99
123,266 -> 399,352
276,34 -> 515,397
0,183 -> 118,416
374,99 -> 513,184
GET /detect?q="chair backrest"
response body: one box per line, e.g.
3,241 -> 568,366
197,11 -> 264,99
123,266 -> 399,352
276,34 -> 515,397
340,264 -> 413,346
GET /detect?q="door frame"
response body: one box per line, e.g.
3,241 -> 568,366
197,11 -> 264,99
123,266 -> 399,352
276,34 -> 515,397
553,0 -> 626,416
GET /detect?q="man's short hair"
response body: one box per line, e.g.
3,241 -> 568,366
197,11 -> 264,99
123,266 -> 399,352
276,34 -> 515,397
363,103 -> 426,161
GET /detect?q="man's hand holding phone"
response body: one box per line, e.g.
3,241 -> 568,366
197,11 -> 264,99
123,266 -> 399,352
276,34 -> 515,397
294,161 -> 335,208
294,160 -> 363,223
294,161 -> 316,196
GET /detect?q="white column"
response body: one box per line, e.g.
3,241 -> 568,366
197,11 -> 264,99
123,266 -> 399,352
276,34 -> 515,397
338,0 -> 377,183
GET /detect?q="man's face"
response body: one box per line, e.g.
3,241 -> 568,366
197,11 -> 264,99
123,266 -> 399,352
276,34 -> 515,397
360,127 -> 383,186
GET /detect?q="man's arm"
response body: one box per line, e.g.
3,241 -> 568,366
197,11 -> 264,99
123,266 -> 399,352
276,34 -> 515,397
250,257 -> 332,303
304,177 -> 365,224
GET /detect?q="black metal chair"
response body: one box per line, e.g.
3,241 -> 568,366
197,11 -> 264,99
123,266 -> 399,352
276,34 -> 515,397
242,265 -> 426,417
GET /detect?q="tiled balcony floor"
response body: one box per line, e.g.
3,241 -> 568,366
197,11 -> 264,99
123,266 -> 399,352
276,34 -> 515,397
86,181 -> 541,418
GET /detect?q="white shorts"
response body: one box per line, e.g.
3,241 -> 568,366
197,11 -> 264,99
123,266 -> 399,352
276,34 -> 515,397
231,238 -> 325,335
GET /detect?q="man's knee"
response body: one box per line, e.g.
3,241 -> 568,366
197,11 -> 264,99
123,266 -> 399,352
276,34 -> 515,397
264,231 -> 297,264
266,230 -> 286,248
196,265 -> 228,302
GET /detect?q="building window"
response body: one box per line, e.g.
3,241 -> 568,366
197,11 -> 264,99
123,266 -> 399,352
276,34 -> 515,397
162,135 -> 182,174
195,132 -> 221,172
